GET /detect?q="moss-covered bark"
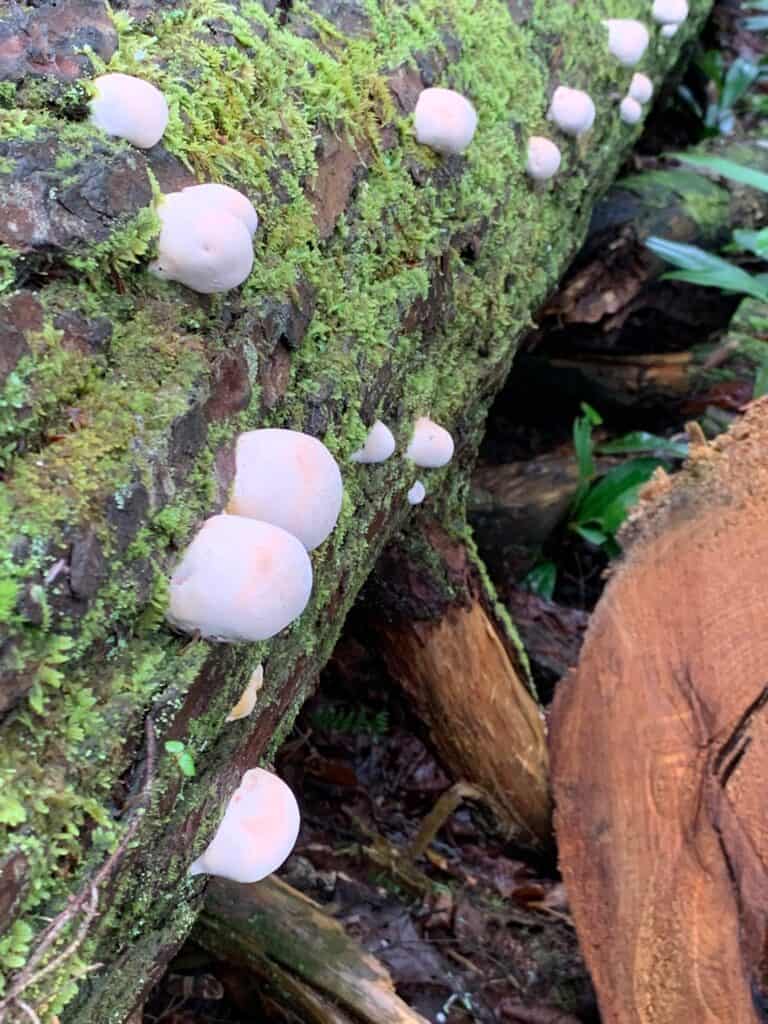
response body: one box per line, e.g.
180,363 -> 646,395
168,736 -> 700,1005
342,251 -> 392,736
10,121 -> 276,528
0,0 -> 711,1021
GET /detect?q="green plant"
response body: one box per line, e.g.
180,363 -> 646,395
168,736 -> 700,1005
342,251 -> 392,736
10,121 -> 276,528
310,704 -> 389,737
164,740 -> 196,779
681,53 -> 761,136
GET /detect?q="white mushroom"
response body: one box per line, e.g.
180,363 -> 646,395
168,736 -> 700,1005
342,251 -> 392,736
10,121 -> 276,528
525,136 -> 562,181
547,87 -> 596,137
660,22 -> 680,37
619,96 -> 644,125
603,20 -> 650,66
167,515 -> 312,642
190,768 -> 300,883
414,87 -> 478,155
89,73 -> 169,149
406,417 -> 454,468
629,73 -> 654,104
350,420 -> 396,464
163,184 -> 259,237
652,0 -> 688,25
150,202 -> 254,294
407,480 -> 426,505
227,665 -> 264,722
229,429 -> 343,551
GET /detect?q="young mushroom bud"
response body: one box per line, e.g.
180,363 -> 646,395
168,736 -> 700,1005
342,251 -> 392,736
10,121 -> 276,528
164,184 -> 259,237
89,73 -> 169,149
660,22 -> 680,37
525,136 -> 562,181
190,768 -> 300,883
406,417 -> 454,468
629,73 -> 654,104
229,429 -> 343,551
350,420 -> 396,464
407,480 -> 426,505
150,201 -> 254,294
167,515 -> 312,642
547,87 -> 596,137
414,87 -> 478,155
227,665 -> 264,722
652,0 -> 688,24
619,96 -> 643,125
602,19 -> 650,66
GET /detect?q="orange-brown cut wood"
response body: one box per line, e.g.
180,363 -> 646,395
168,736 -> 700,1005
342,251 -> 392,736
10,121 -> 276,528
550,398 -> 768,1024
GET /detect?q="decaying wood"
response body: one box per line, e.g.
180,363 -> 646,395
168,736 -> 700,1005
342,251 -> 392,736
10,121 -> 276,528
550,398 -> 768,1023
196,876 -> 430,1024
366,520 -> 550,846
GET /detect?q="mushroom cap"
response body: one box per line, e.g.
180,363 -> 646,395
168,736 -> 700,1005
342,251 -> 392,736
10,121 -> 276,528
619,96 -> 644,125
229,429 -> 343,551
629,73 -> 654,104
190,768 -> 300,883
652,0 -> 688,24
89,73 -> 169,149
414,87 -> 478,155
167,514 -> 313,642
603,19 -> 650,66
547,87 -> 596,137
407,480 -> 426,505
525,136 -> 562,180
227,665 -> 264,722
350,420 -> 396,464
660,22 -> 680,37
163,184 -> 259,238
405,416 -> 454,468
150,203 -> 254,294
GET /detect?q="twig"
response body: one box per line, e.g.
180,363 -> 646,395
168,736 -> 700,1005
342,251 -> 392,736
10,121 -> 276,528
405,781 -> 485,863
0,719 -> 157,1023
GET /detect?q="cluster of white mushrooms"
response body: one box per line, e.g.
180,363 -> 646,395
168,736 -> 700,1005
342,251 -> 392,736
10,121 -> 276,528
83,1 -> 686,886
413,0 -> 688,176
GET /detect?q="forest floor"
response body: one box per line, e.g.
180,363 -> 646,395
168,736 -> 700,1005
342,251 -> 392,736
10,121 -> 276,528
142,2 -> 767,1022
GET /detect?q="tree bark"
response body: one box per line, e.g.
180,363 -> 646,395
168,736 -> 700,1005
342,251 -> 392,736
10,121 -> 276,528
550,398 -> 768,1024
0,1 -> 711,1021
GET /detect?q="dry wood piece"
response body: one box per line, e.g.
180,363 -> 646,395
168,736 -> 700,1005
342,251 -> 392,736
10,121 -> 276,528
196,876 -> 430,1024
550,397 -> 768,1024
366,520 -> 551,846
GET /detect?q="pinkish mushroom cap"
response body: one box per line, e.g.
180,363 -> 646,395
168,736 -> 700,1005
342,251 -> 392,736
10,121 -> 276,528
652,0 -> 688,24
229,429 -> 343,551
150,201 -> 254,294
407,480 -> 426,505
414,87 -> 478,155
167,514 -> 312,642
619,96 -> 643,125
89,73 -> 169,149
350,420 -> 396,464
547,87 -> 596,137
190,768 -> 300,883
602,19 -> 650,66
163,184 -> 259,238
406,417 -> 454,468
629,73 -> 654,104
525,136 -> 562,181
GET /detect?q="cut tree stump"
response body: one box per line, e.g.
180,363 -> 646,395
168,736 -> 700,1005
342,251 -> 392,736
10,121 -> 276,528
196,875 -> 430,1024
550,398 -> 768,1024
0,0 -> 711,1019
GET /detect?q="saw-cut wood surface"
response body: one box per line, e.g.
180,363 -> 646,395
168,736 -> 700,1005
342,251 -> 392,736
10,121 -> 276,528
550,399 -> 768,1024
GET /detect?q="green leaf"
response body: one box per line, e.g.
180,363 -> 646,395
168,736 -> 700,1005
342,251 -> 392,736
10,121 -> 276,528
731,227 -> 768,259
572,458 -> 663,532
0,793 -> 27,826
572,403 -> 601,506
597,431 -> 689,458
720,58 -> 761,111
573,525 -> 609,546
177,752 -> 196,778
646,236 -> 768,301
754,357 -> 768,399
672,154 -> 768,194
523,561 -> 557,601
164,740 -> 184,754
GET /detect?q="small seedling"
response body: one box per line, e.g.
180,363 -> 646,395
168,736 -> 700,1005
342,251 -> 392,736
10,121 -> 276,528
165,739 -> 196,778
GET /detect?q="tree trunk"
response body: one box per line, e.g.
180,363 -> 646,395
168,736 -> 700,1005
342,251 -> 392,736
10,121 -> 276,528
550,398 -> 768,1024
0,1 -> 711,1021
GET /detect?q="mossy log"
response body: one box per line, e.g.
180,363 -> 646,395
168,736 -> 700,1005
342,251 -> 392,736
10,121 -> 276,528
550,398 -> 768,1023
0,0 -> 710,1021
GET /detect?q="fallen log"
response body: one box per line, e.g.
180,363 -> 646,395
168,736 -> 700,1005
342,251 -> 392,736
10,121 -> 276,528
196,875 -> 430,1024
0,0 -> 712,1019
550,397 -> 768,1023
